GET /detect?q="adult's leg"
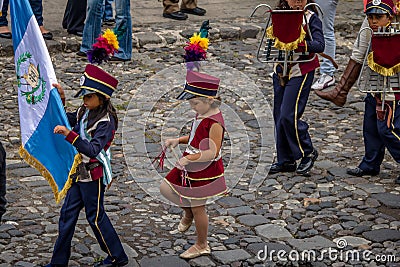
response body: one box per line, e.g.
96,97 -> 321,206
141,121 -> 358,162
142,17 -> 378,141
314,0 -> 337,77
0,142 -> 6,222
80,0 -> 104,53
181,0 -> 197,10
82,179 -> 128,264
62,0 -> 86,33
0,0 -> 9,27
163,0 -> 180,13
50,183 -> 84,265
103,0 -> 114,20
113,0 -> 132,60
28,0 -> 52,38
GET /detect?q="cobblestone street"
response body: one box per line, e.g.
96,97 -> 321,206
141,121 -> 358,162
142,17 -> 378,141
0,0 -> 400,266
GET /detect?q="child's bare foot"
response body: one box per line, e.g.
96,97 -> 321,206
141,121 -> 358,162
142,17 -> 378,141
180,244 -> 210,259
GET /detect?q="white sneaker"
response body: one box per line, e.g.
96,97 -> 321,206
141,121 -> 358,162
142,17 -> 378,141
311,74 -> 335,90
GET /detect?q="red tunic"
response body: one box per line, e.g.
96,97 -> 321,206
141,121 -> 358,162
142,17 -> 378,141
165,112 -> 227,199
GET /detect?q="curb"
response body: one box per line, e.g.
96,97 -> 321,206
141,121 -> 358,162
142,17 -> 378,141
0,19 -> 362,57
0,22 -> 262,57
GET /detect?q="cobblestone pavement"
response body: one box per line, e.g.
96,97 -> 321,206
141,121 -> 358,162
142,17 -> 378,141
1,0 -> 400,266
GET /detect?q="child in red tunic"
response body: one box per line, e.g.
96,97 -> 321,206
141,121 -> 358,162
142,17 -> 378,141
160,71 -> 227,259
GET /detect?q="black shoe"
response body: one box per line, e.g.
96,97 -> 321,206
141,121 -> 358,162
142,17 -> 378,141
346,167 -> 379,177
269,161 -> 297,174
109,56 -> 130,62
163,11 -> 188,20
93,259 -> 128,267
181,7 -> 206,16
102,18 -> 115,26
68,30 -> 83,37
42,32 -> 53,40
76,51 -> 87,58
296,149 -> 318,175
395,176 -> 400,184
0,32 -> 12,39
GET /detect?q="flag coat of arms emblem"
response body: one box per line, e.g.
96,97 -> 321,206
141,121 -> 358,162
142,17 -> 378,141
10,0 -> 81,203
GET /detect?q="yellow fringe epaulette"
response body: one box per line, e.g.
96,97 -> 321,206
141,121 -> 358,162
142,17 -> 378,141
367,52 -> 400,77
266,26 -> 306,51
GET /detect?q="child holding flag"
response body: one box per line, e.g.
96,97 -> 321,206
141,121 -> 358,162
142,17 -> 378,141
46,64 -> 128,267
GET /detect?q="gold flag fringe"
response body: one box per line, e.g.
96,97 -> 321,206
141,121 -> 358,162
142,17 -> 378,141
367,52 -> 400,77
19,146 -> 82,203
266,26 -> 306,51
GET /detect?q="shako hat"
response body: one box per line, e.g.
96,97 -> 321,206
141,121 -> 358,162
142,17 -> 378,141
366,0 -> 394,15
75,64 -> 118,98
177,71 -> 220,100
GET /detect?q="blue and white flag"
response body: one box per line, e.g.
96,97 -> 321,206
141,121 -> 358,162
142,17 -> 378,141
10,0 -> 81,203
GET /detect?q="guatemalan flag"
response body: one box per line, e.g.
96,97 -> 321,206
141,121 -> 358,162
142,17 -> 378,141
10,0 -> 81,203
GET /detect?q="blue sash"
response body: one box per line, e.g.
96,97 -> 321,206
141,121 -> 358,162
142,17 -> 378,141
79,110 -> 113,186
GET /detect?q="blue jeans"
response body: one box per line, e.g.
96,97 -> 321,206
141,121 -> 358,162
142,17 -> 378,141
29,0 -> 44,26
103,0 -> 114,20
0,0 -> 44,27
314,0 -> 338,76
80,0 -> 132,60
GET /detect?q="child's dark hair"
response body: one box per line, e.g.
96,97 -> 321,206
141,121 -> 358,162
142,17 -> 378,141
77,93 -> 119,130
276,0 -> 319,14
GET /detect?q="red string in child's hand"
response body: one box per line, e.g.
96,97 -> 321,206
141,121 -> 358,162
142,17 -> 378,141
152,146 -> 167,170
179,168 -> 190,204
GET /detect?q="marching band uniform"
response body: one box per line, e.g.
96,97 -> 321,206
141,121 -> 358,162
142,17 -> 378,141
164,71 -> 227,199
270,7 -> 325,175
47,65 -> 128,267
347,0 -> 400,184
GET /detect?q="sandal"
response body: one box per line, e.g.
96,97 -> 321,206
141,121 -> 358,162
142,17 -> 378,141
178,217 -> 193,232
180,244 -> 211,259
